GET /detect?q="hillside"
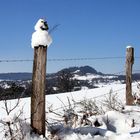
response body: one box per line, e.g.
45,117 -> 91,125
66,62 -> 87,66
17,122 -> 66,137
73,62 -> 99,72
0,66 -> 140,100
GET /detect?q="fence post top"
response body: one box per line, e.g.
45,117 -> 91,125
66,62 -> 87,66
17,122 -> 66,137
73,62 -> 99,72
126,46 -> 133,49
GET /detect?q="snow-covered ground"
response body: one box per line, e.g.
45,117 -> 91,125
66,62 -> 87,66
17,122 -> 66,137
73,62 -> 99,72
0,82 -> 140,139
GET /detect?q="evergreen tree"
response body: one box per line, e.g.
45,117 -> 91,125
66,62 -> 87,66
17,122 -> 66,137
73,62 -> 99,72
57,70 -> 75,92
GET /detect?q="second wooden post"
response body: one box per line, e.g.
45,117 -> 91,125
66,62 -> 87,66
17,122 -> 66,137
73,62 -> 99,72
126,46 -> 134,105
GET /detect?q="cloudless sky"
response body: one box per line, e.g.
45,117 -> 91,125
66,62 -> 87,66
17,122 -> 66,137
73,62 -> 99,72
0,0 -> 140,73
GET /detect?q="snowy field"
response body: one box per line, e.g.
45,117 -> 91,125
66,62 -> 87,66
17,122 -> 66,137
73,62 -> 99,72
0,82 -> 140,139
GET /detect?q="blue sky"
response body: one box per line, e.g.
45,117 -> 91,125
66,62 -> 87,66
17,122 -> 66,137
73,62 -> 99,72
0,0 -> 140,73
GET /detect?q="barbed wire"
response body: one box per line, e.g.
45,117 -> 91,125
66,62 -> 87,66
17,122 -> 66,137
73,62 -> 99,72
0,56 -> 140,63
48,57 -> 126,61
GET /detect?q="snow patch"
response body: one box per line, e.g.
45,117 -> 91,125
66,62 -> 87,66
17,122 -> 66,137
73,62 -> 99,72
73,74 -> 117,81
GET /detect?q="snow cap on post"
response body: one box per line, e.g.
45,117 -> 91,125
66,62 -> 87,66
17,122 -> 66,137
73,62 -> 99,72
31,18 -> 52,48
126,45 -> 133,49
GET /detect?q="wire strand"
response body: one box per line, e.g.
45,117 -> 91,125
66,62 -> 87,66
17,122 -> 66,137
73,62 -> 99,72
0,56 -> 140,63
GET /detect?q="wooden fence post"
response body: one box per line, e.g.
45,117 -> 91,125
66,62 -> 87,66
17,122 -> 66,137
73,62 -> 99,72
126,46 -> 134,105
31,46 -> 47,136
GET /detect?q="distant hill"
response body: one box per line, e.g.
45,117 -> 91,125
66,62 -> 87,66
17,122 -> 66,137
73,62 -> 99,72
57,66 -> 103,76
0,66 -> 103,81
0,66 -> 140,81
0,73 -> 32,80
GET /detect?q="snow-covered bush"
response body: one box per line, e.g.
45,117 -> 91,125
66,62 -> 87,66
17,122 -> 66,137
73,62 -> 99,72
133,82 -> 140,105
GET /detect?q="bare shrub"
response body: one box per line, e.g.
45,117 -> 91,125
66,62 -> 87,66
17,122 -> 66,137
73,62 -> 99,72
0,99 -> 30,140
77,98 -> 104,115
62,97 -> 77,128
102,89 -> 124,112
